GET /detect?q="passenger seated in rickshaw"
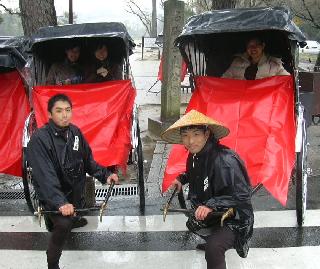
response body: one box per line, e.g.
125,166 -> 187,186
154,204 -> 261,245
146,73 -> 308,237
46,41 -> 84,85
84,43 -> 123,83
222,37 -> 290,80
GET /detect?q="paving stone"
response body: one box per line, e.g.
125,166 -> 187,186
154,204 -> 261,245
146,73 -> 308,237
154,142 -> 165,154
149,153 -> 163,168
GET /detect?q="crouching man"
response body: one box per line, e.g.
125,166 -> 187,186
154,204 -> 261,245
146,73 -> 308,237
27,94 -> 118,269
161,110 -> 254,269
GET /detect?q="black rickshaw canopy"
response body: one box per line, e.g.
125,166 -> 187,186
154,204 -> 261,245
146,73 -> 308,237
30,22 -> 135,55
174,7 -> 307,77
0,36 -> 29,69
29,22 -> 135,85
175,6 -> 306,45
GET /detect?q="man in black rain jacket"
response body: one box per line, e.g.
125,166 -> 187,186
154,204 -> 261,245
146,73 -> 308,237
27,94 -> 118,269
161,110 -> 254,269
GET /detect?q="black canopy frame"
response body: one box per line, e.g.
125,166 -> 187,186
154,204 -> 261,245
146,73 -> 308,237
0,36 -> 29,71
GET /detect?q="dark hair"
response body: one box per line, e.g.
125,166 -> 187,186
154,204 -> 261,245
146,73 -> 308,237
180,125 -> 208,134
65,40 -> 81,51
246,36 -> 265,46
47,94 -> 72,112
94,42 -> 108,52
180,125 -> 218,143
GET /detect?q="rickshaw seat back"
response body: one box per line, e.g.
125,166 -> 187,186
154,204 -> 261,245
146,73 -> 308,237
32,79 -> 136,173
162,75 -> 296,206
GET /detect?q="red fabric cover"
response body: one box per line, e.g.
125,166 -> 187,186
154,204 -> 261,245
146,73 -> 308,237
33,80 -> 136,172
157,56 -> 188,82
0,71 -> 30,176
162,76 -> 296,205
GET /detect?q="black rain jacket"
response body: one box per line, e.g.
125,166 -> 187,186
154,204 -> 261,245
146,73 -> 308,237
27,120 -> 111,210
179,138 -> 254,257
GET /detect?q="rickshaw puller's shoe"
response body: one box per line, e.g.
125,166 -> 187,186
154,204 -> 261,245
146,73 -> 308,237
72,216 -> 88,229
196,243 -> 206,251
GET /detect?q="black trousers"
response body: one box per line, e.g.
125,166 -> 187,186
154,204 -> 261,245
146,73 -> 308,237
46,214 -> 73,268
204,226 -> 236,269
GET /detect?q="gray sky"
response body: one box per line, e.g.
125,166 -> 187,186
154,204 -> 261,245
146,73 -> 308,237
1,0 -> 159,23
55,0 -> 153,23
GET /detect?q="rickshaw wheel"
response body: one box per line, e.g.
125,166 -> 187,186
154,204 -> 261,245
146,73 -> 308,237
135,125 -> 145,208
296,119 -> 308,226
22,148 -> 39,214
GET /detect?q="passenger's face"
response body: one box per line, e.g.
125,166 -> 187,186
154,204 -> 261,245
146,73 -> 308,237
48,101 -> 72,128
246,39 -> 265,61
65,47 -> 80,63
95,45 -> 108,61
180,128 -> 210,154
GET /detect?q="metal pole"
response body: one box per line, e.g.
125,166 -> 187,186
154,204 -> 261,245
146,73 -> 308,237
142,36 -> 144,60
69,0 -> 73,24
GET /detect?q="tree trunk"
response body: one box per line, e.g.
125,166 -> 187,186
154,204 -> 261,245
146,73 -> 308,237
19,0 -> 57,36
211,0 -> 237,9
151,0 -> 157,37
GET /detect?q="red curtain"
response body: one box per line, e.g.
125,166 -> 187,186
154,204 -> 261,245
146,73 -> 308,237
0,71 -> 30,176
33,80 -> 136,172
162,76 -> 296,205
157,56 -> 188,82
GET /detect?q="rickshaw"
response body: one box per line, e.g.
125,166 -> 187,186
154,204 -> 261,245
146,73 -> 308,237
162,7 -> 310,226
21,22 -> 145,217
0,37 -> 30,180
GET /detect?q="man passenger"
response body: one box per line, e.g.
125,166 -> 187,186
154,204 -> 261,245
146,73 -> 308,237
46,42 -> 84,85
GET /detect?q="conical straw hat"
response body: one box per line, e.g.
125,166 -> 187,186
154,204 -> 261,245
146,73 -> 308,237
161,110 -> 230,144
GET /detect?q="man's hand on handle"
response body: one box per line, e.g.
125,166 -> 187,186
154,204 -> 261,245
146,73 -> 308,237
195,205 -> 213,221
59,203 -> 75,216
170,179 -> 182,192
107,173 -> 119,185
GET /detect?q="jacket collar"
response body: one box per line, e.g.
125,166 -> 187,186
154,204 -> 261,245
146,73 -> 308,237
48,119 -> 70,139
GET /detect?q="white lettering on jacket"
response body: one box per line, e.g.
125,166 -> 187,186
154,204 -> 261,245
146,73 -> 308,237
204,176 -> 208,191
73,136 -> 79,151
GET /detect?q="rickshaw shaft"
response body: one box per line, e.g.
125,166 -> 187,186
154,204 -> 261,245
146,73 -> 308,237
34,206 -> 101,216
160,208 -> 225,216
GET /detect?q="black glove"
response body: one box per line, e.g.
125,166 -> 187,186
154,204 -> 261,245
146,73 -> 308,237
186,214 -> 207,232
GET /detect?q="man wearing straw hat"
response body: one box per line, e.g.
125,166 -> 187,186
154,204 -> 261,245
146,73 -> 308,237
161,110 -> 254,269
